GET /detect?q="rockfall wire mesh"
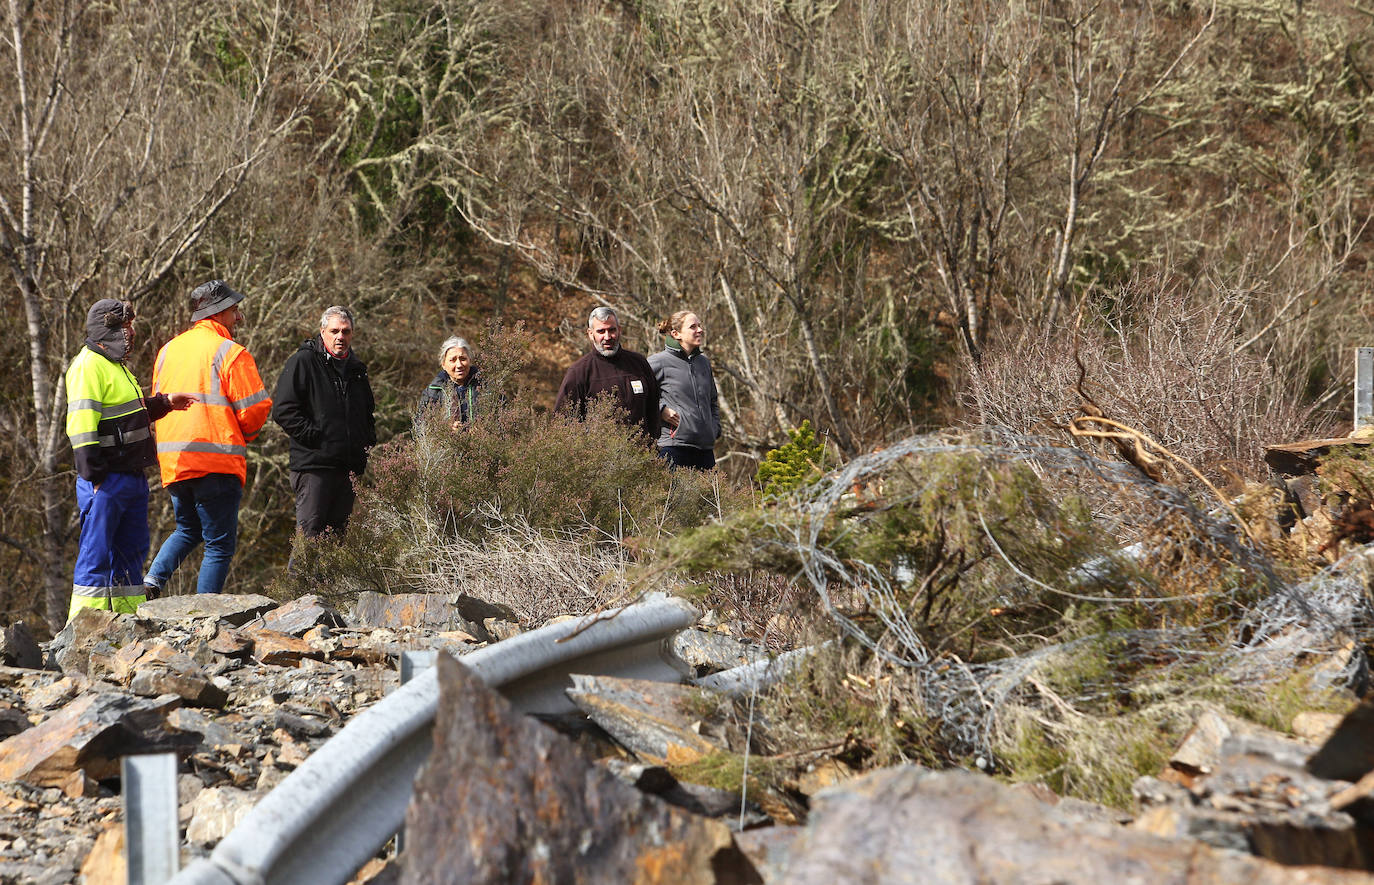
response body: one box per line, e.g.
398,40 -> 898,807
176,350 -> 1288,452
767,431 -> 1372,761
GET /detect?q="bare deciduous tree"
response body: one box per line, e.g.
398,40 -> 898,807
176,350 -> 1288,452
0,0 -> 366,630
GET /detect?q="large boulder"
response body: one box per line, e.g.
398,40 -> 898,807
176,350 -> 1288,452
0,691 -> 190,785
400,653 -> 758,884
758,767 -> 1374,884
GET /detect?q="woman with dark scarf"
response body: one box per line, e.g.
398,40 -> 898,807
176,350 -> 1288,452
648,310 -> 720,469
418,335 -> 480,429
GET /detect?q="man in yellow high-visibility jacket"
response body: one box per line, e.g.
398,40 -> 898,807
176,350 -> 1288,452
65,299 -> 194,620
145,281 -> 272,596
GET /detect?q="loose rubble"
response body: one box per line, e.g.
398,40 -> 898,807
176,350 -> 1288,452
0,592 -> 1369,884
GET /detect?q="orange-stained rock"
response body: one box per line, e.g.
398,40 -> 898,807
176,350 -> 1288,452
208,625 -> 253,658
244,628 -> 325,666
400,653 -> 758,885
564,674 -> 723,765
78,824 -> 124,885
0,692 -> 187,785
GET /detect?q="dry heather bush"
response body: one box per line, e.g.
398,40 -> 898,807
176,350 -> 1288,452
279,323 -> 747,615
394,508 -> 633,627
970,277 -> 1335,487
693,571 -> 812,653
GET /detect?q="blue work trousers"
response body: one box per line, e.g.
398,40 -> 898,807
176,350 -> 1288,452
146,473 -> 243,594
71,472 -> 150,616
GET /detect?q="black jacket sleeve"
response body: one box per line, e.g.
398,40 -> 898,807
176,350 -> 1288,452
271,353 -> 322,450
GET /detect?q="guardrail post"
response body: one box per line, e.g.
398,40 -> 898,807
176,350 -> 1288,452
393,650 -> 438,857
123,752 -> 180,885
399,650 -> 437,686
1356,347 -> 1373,432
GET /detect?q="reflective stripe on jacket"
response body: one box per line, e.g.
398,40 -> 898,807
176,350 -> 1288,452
65,346 -> 160,483
151,319 -> 272,486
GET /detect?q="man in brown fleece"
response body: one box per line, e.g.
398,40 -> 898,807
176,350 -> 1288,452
554,306 -> 661,441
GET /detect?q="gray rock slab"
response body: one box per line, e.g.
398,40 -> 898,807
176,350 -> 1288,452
0,691 -> 189,785
185,785 -> 258,845
48,609 -> 159,676
130,668 -> 229,709
668,629 -> 769,676
775,767 -> 1374,884
0,707 -> 29,741
1308,699 -> 1374,783
259,594 -> 344,636
351,592 -> 488,640
566,673 -> 722,763
167,708 -> 240,751
450,593 -> 518,626
734,827 -> 801,885
0,622 -> 42,670
138,594 -> 278,627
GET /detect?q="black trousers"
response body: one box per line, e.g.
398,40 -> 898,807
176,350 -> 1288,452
290,468 -> 356,538
657,445 -> 716,470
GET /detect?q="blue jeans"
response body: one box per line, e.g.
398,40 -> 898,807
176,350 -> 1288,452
146,473 -> 243,594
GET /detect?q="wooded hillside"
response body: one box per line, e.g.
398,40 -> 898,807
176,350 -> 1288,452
0,0 -> 1369,631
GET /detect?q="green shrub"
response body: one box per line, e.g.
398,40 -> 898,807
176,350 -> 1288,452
756,420 -> 827,497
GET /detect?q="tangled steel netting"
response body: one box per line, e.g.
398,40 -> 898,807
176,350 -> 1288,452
763,430 -> 1373,760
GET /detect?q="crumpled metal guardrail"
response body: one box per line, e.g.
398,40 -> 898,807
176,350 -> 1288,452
169,595 -> 699,885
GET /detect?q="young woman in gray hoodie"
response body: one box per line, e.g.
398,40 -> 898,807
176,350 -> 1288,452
648,310 -> 721,469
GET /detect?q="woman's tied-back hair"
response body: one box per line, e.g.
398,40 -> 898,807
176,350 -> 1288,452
657,309 -> 694,335
438,335 -> 472,363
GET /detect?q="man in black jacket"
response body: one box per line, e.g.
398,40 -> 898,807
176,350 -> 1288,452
271,306 -> 377,538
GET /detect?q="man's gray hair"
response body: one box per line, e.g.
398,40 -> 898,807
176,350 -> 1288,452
588,306 -> 618,328
438,335 -> 472,362
320,305 -> 356,330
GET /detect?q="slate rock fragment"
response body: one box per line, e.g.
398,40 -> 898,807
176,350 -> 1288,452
401,653 -> 761,885
773,767 -> 1374,884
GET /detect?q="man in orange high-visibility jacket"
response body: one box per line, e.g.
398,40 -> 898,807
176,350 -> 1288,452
144,280 -> 273,596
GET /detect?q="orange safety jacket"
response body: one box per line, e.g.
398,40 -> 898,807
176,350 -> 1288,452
151,319 -> 272,486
